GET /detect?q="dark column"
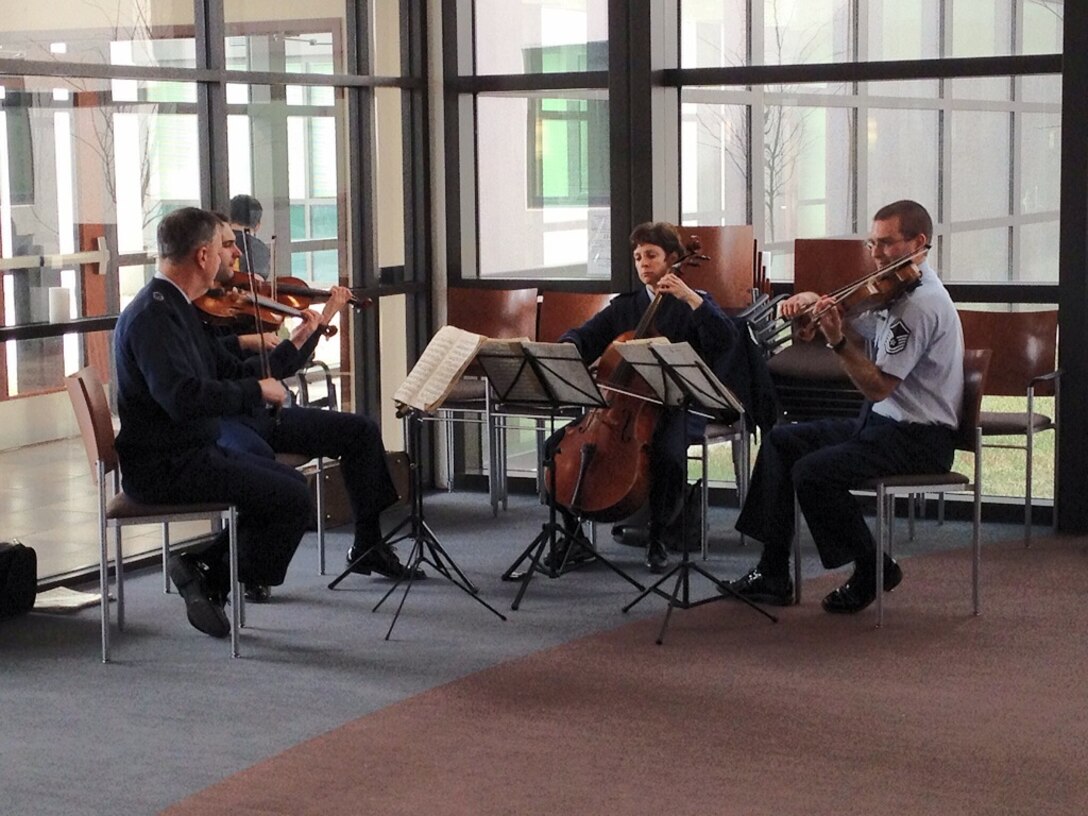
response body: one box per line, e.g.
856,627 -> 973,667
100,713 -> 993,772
1057,4 -> 1088,532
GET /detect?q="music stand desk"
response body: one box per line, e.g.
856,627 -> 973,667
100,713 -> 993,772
612,341 -> 777,643
477,341 -> 646,609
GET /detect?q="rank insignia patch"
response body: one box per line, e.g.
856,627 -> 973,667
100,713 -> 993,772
885,319 -> 910,354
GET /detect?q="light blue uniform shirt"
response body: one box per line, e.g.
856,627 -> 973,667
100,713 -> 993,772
851,261 -> 964,428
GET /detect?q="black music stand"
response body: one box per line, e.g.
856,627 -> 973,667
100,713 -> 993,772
477,340 -> 646,610
615,341 -> 778,643
326,410 -> 507,640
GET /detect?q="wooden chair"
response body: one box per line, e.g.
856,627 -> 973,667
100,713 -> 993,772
790,350 -> 992,627
678,225 -> 758,311
66,366 -> 241,662
487,291 -> 614,500
958,309 -> 1060,546
440,287 -> 539,514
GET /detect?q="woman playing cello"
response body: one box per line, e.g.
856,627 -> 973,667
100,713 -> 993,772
550,221 -> 739,574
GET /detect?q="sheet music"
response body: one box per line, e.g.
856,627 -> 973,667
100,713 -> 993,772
521,342 -> 606,408
612,339 -> 684,406
393,325 -> 486,412
651,342 -> 745,416
475,339 -> 539,403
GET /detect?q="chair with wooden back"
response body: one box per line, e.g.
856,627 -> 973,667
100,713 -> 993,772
440,287 -> 539,514
679,225 -> 757,311
957,308 -> 1060,545
491,290 -> 615,499
66,366 -> 241,662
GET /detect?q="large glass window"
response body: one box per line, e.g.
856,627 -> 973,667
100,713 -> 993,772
0,3 -> 196,67
866,107 -> 940,224
1,1 -> 425,460
1,75 -> 198,398
473,0 -> 608,75
678,8 -> 1062,284
223,1 -> 348,74
476,92 -> 610,280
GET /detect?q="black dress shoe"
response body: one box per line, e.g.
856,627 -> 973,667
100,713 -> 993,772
243,583 -> 272,603
543,530 -> 596,571
645,538 -> 668,574
722,566 -> 794,606
168,554 -> 231,638
346,544 -> 426,581
821,556 -> 903,614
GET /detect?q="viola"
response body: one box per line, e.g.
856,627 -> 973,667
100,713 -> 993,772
791,247 -> 926,336
545,237 -> 707,522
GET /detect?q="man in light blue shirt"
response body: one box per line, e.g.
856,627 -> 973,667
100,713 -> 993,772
727,200 -> 965,614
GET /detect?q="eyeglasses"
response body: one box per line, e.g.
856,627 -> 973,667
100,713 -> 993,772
865,235 -> 914,251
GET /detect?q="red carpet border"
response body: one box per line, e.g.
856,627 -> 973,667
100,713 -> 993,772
164,535 -> 1088,816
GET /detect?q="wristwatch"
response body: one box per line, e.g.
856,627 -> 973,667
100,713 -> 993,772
826,336 -> 848,353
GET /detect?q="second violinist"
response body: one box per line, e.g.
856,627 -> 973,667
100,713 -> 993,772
208,212 -> 423,603
549,221 -> 739,574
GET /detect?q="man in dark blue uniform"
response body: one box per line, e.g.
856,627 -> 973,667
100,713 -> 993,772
114,208 -> 409,639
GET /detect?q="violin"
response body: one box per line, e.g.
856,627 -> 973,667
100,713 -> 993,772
227,270 -> 371,313
192,286 -> 336,335
545,236 -> 707,522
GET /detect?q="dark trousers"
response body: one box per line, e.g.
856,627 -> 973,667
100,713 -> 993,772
736,413 -> 955,571
122,445 -> 312,587
222,406 -> 399,533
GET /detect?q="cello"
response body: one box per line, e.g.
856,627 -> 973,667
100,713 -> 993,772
545,236 -> 707,523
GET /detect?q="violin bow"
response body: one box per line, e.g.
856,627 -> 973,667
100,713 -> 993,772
240,227 -> 281,421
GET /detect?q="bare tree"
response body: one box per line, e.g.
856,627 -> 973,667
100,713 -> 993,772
692,1 -> 837,240
23,1 -> 160,240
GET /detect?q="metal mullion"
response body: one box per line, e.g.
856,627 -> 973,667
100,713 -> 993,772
451,70 -> 609,94
349,3 -> 380,419
402,0 -> 433,478
665,54 -> 1061,89
196,0 -> 228,210
0,57 -> 417,91
443,0 -> 466,286
1057,1 -> 1088,533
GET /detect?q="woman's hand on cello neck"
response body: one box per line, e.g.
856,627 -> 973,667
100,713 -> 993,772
653,271 -> 703,310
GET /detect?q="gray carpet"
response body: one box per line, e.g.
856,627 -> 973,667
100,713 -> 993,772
0,491 -> 1018,816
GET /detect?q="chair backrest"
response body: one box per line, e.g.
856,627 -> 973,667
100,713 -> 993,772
794,238 -> 876,295
957,309 -> 1058,397
537,291 -> 614,343
955,349 -> 993,452
678,225 -> 756,310
447,287 -> 539,340
65,366 -> 118,482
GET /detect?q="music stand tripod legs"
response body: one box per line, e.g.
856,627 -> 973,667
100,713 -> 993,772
327,409 -> 507,639
622,483 -> 777,643
503,449 -> 645,611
